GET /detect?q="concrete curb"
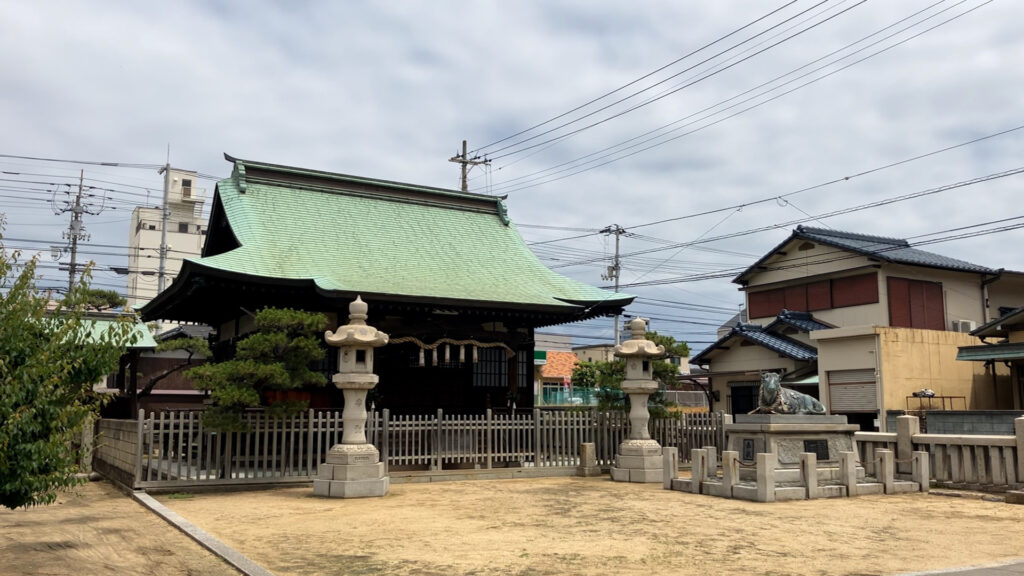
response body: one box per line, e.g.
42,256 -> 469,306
895,558 -> 1024,575
133,491 -> 275,576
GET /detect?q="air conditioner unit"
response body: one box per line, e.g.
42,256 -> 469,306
951,319 -> 976,333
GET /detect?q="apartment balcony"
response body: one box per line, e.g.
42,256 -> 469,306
179,186 -> 206,203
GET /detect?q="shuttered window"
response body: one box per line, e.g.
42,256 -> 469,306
831,273 -> 878,308
887,277 -> 944,330
746,273 -> 878,318
827,369 -> 877,413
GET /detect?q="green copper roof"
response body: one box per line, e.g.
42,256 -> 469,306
182,156 -> 630,310
84,318 -> 157,350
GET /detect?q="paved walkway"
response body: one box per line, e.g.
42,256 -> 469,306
902,561 -> 1024,575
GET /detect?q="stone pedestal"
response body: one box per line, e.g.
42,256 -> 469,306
726,414 -> 861,483
313,444 -> 389,498
611,438 -> 663,483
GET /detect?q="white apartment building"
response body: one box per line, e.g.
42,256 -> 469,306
127,168 -> 207,313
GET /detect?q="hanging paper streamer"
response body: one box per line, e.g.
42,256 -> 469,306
459,345 -> 465,363
472,345 -> 478,363
418,348 -> 425,367
444,344 -> 450,363
432,348 -> 438,365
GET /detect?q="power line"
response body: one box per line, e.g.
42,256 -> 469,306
617,216 -> 1024,289
489,0 -> 990,195
551,164 -> 1024,270
486,1 -> 863,161
471,1 -> 800,155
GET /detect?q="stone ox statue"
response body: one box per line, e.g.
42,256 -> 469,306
750,372 -> 826,415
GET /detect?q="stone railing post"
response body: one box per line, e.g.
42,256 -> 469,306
756,452 -> 777,502
912,450 -> 930,492
721,451 -> 739,499
690,448 -> 705,494
896,415 -> 920,475
703,445 -> 717,480
801,452 -> 818,499
840,451 -> 857,497
1015,417 -> 1024,483
662,446 -> 679,489
877,449 -> 895,494
578,442 -> 601,477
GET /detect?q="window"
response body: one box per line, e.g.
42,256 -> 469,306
472,347 -> 530,389
832,273 -> 878,308
887,277 -> 944,330
181,178 -> 192,198
178,222 -> 190,233
747,273 -> 878,318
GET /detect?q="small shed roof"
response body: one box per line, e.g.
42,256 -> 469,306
692,322 -> 817,364
956,342 -> 1024,362
765,309 -> 832,333
84,318 -> 157,350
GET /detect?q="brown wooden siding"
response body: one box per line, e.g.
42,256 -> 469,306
747,272 -> 878,318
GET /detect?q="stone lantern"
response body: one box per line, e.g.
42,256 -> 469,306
313,296 -> 390,498
610,317 -> 666,483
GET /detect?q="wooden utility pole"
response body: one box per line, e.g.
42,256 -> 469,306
448,140 -> 490,192
63,170 -> 88,293
601,224 -> 625,344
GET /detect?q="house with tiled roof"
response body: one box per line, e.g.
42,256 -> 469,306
694,226 -> 1022,429
141,155 -> 633,413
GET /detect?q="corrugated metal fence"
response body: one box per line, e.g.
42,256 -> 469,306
94,408 -> 724,490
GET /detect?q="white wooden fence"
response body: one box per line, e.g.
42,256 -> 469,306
94,408 -> 724,490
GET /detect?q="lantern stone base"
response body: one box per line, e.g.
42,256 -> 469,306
313,444 -> 389,498
611,439 -> 663,483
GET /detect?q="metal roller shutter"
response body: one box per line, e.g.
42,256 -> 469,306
828,369 -> 877,412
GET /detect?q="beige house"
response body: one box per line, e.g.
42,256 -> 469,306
693,226 -> 1021,430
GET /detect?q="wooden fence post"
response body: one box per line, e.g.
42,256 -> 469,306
306,409 -> 315,477
434,408 -> 443,471
382,408 -> 390,475
534,408 -> 542,468
486,409 -> 493,470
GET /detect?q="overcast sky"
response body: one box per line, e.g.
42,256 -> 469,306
2,1 -> 1023,350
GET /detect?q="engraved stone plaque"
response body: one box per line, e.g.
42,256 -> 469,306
803,439 -> 829,460
741,438 -> 756,462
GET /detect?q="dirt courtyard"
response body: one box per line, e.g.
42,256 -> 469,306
0,480 -> 237,576
160,477 -> 1024,576
3,477 -> 1024,576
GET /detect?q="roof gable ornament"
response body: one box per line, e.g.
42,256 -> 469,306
227,154 -> 247,194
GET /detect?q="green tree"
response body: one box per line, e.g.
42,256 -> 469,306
137,337 -> 211,398
580,331 -> 689,418
81,288 -> 126,311
0,237 -> 136,509
185,308 -> 328,432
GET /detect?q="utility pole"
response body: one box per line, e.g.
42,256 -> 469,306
63,170 -> 89,293
601,224 -> 625,344
448,140 -> 490,192
156,160 -> 170,294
